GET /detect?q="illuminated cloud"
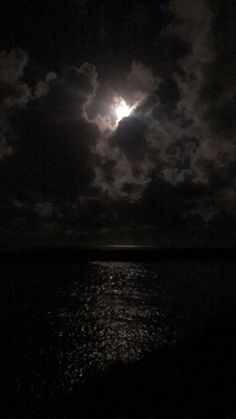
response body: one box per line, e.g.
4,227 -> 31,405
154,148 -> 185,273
0,0 -> 235,241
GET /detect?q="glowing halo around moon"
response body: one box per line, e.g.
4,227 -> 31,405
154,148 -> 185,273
114,98 -> 133,123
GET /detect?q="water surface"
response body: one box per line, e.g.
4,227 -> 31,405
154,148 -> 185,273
0,259 -> 235,415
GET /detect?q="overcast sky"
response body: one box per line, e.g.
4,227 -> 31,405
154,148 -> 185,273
0,0 -> 235,246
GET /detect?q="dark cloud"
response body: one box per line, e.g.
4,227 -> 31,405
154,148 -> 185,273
153,0 -> 236,219
199,0 -> 236,141
0,49 -> 30,159
0,0 -> 235,243
0,59 -> 100,209
0,48 -> 28,84
112,116 -> 148,163
12,107 -> 100,202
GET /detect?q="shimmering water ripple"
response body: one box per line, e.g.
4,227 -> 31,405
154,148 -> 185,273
3,259 -> 234,406
52,262 -> 177,389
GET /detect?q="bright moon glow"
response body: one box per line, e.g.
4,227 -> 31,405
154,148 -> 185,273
115,98 -> 133,122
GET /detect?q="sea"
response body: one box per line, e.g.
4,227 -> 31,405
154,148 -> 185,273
0,257 -> 235,416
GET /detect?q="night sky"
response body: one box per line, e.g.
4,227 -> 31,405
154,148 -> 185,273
0,0 -> 235,246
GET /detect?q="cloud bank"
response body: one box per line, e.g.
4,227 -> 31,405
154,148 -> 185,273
0,0 -> 235,243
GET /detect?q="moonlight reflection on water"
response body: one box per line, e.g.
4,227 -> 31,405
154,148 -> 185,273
54,262 -> 176,389
4,259 -> 233,405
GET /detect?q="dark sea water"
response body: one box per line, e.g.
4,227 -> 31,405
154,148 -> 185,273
0,259 -> 235,416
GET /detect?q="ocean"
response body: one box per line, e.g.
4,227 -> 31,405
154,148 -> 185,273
0,258 -> 235,416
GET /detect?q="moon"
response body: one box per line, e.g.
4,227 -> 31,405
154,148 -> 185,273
115,98 -> 133,122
